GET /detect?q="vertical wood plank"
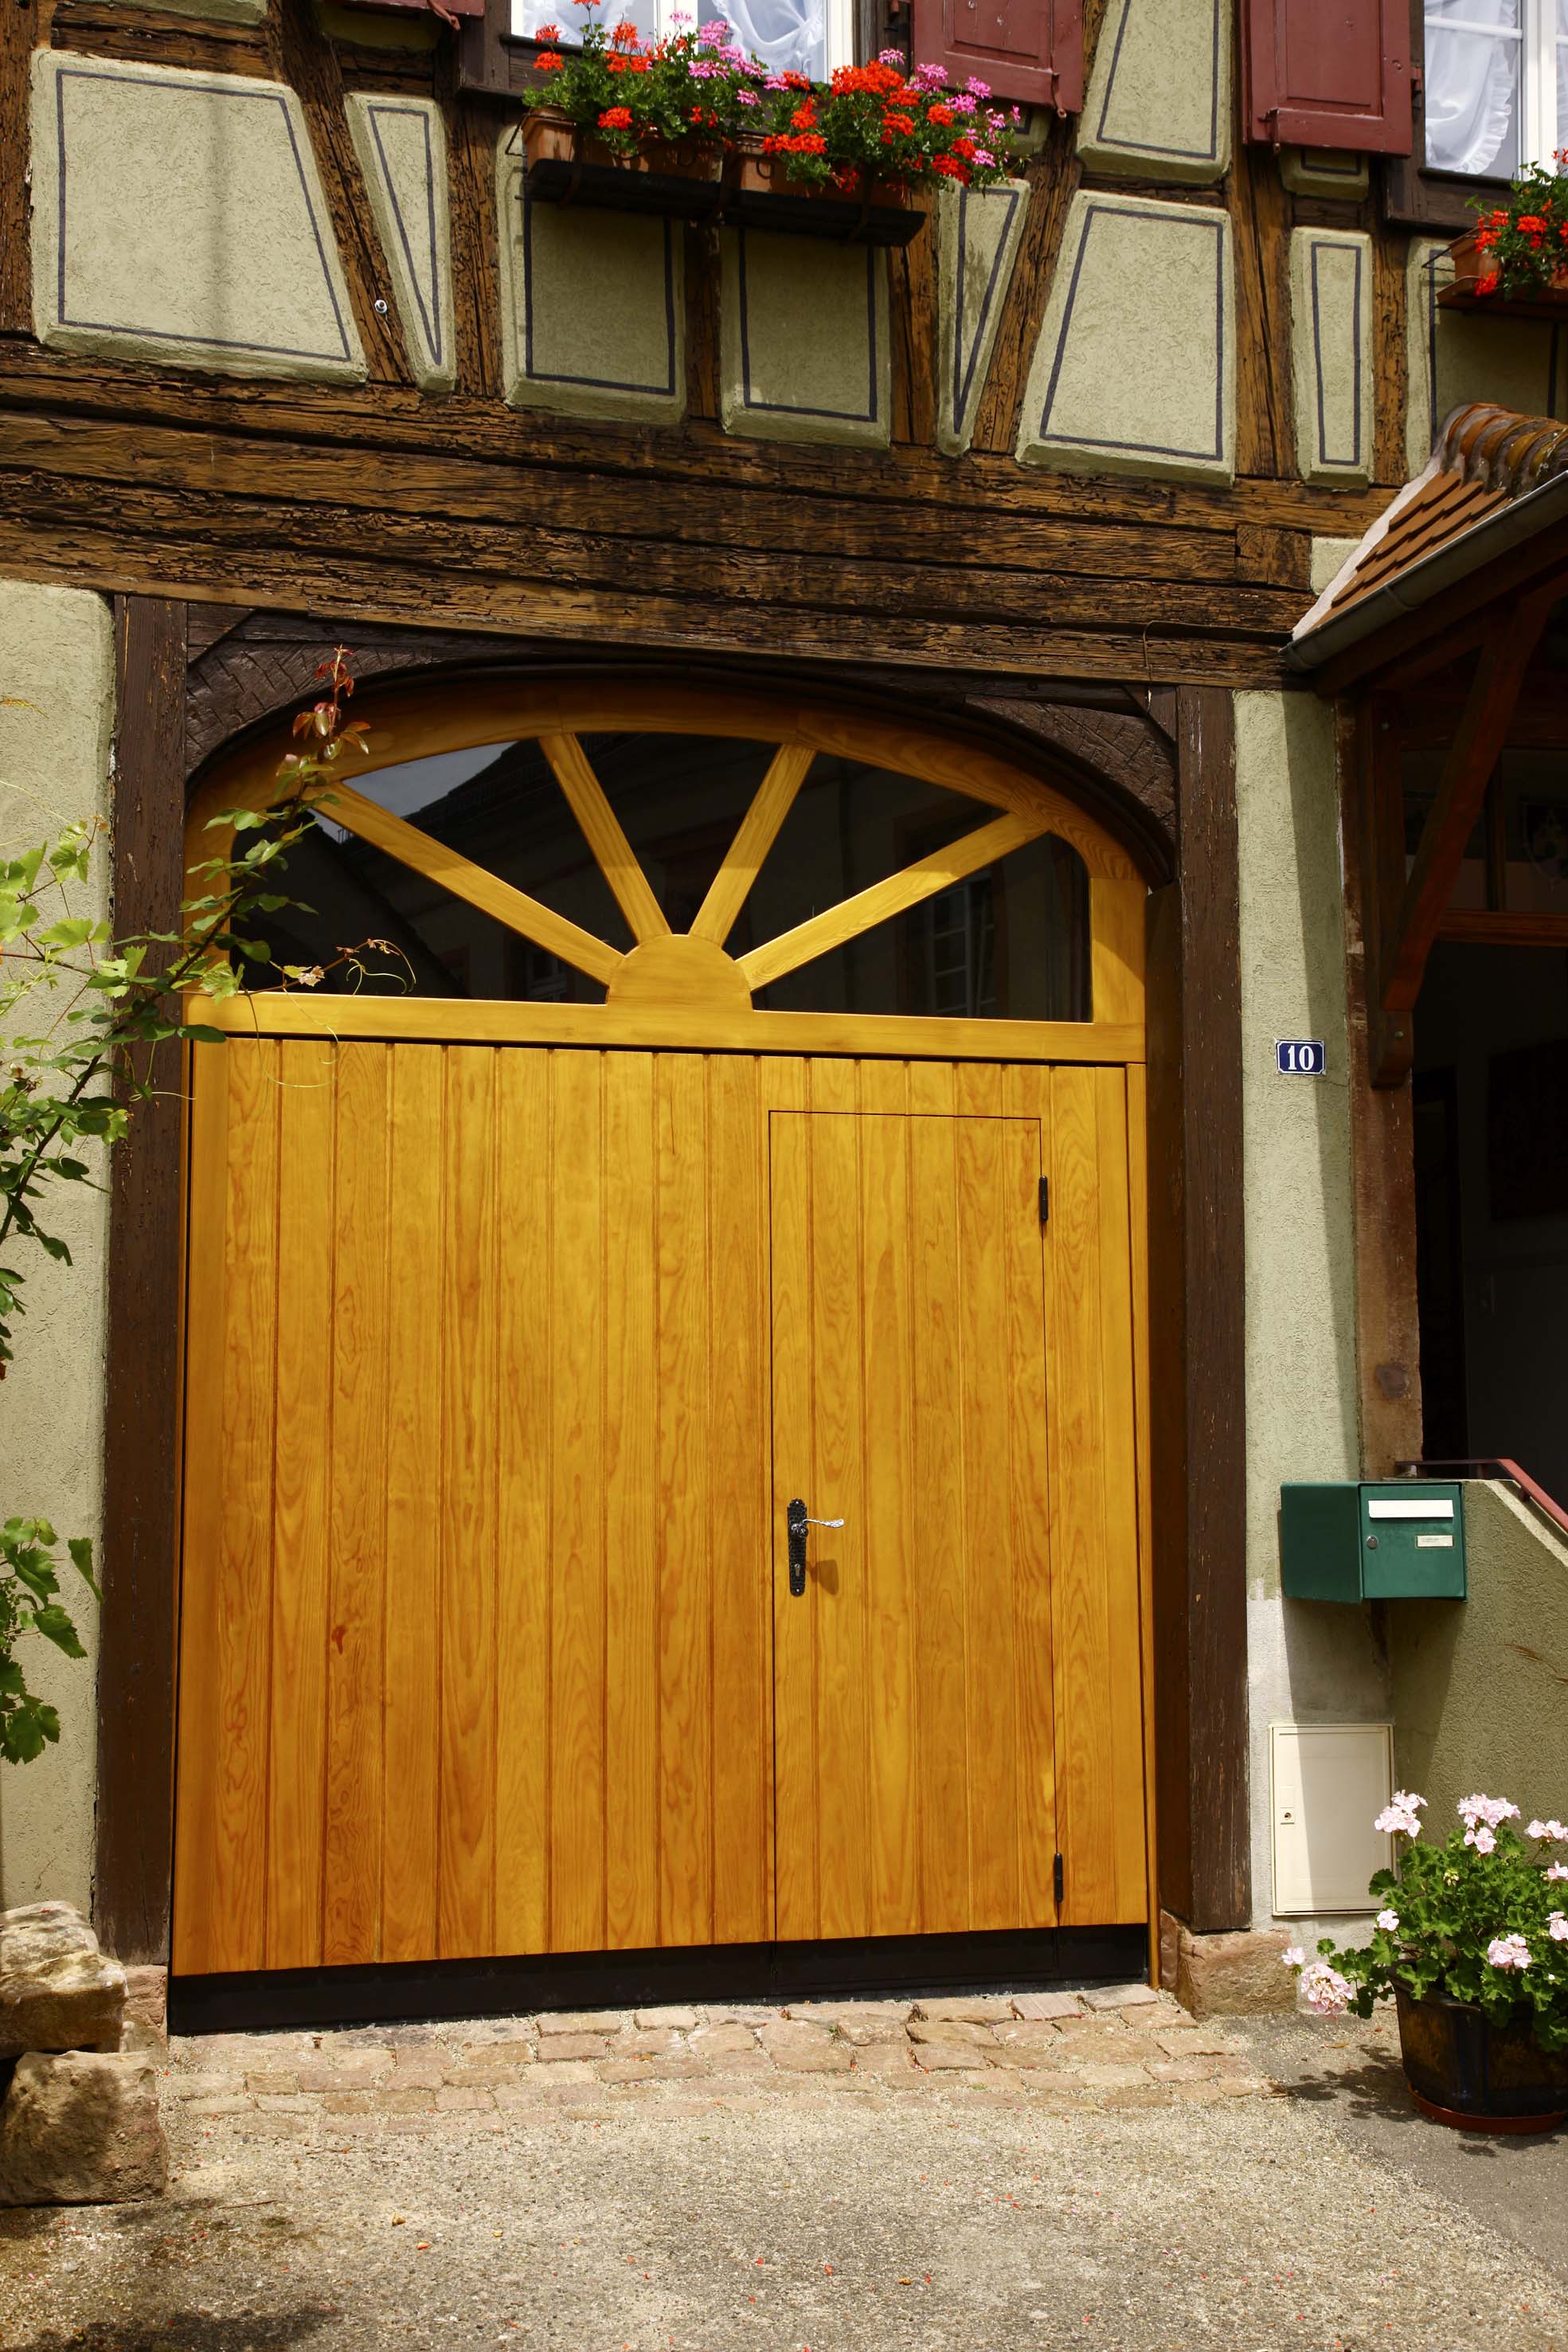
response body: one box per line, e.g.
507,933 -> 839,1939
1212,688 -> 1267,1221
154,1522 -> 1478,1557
171,1045 -> 236,1976
655,1054 -> 714,1944
323,1044 -> 389,1967
1124,1060 -> 1161,1974
495,1048 -> 553,1955
955,1110 -> 1018,1929
858,1110 -> 917,1934
1045,1064 -> 1115,1925
439,1047 -> 499,1955
1003,1088 -> 1056,1924
265,1041 -> 335,1970
768,1106 -> 815,1940
909,1109 -> 968,1931
706,1055 -> 772,1945
1090,877 -> 1148,1029
1093,1067 -> 1148,1917
549,1051 -> 606,1951
603,1051 -> 659,1951
382,1045 -> 444,1964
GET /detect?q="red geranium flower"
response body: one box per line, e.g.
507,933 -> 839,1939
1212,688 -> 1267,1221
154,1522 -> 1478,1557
536,48 -> 565,67
926,102 -> 953,125
599,104 -> 633,128
536,20 -> 561,36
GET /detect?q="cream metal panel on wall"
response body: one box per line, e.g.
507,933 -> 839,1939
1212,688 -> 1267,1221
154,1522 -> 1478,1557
1016,192 -> 1236,484
29,53 -> 365,385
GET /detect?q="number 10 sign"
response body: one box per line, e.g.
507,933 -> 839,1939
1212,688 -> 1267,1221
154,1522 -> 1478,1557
1275,1039 -> 1327,1076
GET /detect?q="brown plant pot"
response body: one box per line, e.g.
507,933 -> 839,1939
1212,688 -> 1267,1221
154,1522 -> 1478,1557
1440,229 -> 1568,319
518,106 -> 724,219
727,143 -> 926,247
1395,1985 -> 1568,2133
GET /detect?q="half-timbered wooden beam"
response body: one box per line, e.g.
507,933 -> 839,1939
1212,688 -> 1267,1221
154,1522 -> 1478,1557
1372,589 -> 1555,1084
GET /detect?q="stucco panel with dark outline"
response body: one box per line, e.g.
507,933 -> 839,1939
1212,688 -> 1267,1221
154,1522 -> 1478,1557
497,148 -> 686,426
346,94 -> 455,395
1017,192 -> 1235,484
720,229 -> 890,451
1289,229 -> 1373,488
29,53 -> 365,385
1076,0 -> 1231,186
936,178 -> 1029,457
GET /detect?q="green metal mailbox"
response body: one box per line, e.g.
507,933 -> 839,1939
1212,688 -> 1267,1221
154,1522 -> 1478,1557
1280,1481 -> 1466,1602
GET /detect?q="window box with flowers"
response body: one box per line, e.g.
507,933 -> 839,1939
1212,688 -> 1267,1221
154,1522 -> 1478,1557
1442,153 -> 1568,319
515,3 -> 1020,243
1285,1790 -> 1568,2133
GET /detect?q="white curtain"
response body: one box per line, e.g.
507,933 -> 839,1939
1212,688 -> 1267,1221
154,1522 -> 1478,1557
709,0 -> 827,80
1558,0 -> 1568,154
511,0 -> 659,44
1424,0 -> 1522,175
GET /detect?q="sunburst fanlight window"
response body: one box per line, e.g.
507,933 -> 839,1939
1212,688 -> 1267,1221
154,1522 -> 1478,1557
246,729 -> 1092,1023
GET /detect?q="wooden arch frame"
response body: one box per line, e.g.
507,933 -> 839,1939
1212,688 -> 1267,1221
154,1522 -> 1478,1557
189,679 -> 1149,1063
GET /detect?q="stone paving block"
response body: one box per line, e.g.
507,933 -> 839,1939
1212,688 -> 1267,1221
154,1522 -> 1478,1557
757,2024 -> 852,2073
544,2010 -> 628,2035
389,2057 -> 447,2090
377,2089 -> 440,2115
1081,1983 -> 1159,2010
836,2019 -> 908,2046
703,2049 -> 772,2077
634,2006 -> 698,2032
1068,2032 -> 1157,2065
1073,2064 -> 1152,2091
491,2081 -> 549,2110
535,2033 -> 610,2063
321,2092 -> 377,2115
688,2024 -> 757,2056
1154,2028 -> 1236,2058
435,2086 -> 495,2112
296,2063 -> 390,2093
908,2020 -> 996,2048
911,2041 -> 984,2072
529,2060 -> 598,2088
786,2001 -> 910,2026
1167,2080 -> 1226,2104
443,2055 -> 532,2086
913,1995 -> 1015,2024
165,2072 -> 244,2100
255,2094 -> 315,2114
612,2029 -> 684,2059
847,2041 -> 917,2079
1212,2073 -> 1272,2096
1011,1992 -> 1083,2021
244,2069 -> 300,2095
1147,2056 -> 1222,2084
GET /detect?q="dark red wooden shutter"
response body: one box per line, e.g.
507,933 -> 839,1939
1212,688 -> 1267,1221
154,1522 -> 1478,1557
910,0 -> 1083,112
1243,0 -> 1412,151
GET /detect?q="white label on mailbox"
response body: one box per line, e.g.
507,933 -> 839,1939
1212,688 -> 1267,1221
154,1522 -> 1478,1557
1417,1533 -> 1455,1548
1367,1497 -> 1454,1520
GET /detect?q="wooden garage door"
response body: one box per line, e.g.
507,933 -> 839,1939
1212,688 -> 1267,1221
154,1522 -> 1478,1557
171,1045 -> 1145,1974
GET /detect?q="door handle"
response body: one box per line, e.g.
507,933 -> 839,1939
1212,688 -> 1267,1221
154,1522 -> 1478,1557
786,1497 -> 845,1596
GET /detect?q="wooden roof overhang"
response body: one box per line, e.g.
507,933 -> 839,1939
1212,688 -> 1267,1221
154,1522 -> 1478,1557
1286,403 -> 1568,1086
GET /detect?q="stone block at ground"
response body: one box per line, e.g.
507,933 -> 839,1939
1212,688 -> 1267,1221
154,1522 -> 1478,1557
0,2051 -> 167,2205
0,1904 -> 125,2059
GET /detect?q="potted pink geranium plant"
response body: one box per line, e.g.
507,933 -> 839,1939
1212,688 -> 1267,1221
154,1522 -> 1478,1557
1285,1790 -> 1568,2133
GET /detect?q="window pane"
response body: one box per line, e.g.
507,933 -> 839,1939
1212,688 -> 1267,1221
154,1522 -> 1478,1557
242,816 -> 606,1003
512,0 -> 659,41
1424,0 -> 1521,175
753,831 -> 1091,1021
716,0 -> 827,82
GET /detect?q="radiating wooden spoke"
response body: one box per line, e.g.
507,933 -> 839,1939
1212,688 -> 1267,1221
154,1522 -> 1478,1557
539,732 -> 670,945
738,810 -> 1045,992
690,744 -> 815,948
325,781 -> 624,986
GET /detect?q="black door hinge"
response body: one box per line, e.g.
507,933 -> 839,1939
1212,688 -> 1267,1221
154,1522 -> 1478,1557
1038,1177 -> 1050,1226
1053,1851 -> 1064,1908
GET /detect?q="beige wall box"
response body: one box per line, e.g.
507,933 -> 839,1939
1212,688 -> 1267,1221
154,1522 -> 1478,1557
1270,1723 -> 1394,1916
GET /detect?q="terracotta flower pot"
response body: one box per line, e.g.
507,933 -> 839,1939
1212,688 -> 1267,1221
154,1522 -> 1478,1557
519,106 -> 722,184
727,140 -> 925,248
1395,1985 -> 1568,2133
1441,229 -> 1568,317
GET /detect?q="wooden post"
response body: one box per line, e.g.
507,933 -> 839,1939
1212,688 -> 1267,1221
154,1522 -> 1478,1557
1147,687 -> 1249,1934
95,597 -> 188,1965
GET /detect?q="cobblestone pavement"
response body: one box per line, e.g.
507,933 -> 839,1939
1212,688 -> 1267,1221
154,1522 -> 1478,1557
4,1985 -> 1568,2350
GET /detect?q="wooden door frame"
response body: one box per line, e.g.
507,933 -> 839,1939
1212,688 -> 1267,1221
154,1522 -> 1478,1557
95,605 -> 1250,1968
